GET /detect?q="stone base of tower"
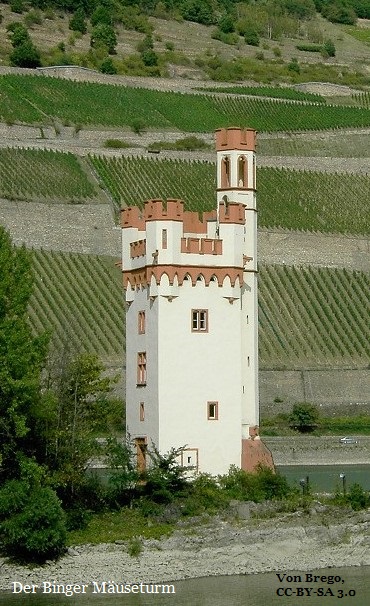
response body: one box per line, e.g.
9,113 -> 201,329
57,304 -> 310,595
241,435 -> 275,473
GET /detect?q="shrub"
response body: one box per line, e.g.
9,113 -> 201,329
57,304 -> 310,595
0,480 -> 67,561
10,41 -> 42,68
141,49 -> 158,66
245,26 -> 260,47
288,57 -> 300,73
100,57 -> 117,74
104,139 -> 130,148
69,8 -> 87,35
347,483 -> 370,511
127,536 -> 142,557
24,9 -> 43,27
91,24 -> 117,55
323,39 -> 336,57
289,402 -> 319,433
10,0 -> 25,14
218,13 -> 235,34
91,5 -> 113,27
296,43 -> 322,52
7,22 -> 29,47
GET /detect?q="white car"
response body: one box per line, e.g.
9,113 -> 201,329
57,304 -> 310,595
339,437 -> 358,444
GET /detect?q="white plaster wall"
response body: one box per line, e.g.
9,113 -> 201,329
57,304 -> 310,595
241,273 -> 259,430
125,288 -> 159,449
156,279 -> 243,476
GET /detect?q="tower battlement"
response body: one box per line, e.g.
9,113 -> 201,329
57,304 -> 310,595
215,126 -> 257,152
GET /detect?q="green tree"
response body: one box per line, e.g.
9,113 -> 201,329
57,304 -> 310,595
0,228 -> 48,481
0,477 -> 66,561
289,402 -> 319,433
91,23 -> 117,54
90,4 -> 113,26
37,352 -> 119,503
142,445 -> 188,504
7,22 -> 30,47
69,7 -> 87,34
10,40 -> 42,67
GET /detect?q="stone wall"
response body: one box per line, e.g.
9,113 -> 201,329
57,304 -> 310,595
260,368 -> 370,416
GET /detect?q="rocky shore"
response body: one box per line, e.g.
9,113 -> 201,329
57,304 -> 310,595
1,508 -> 369,592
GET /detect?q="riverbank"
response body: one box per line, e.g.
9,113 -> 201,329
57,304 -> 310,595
1,507 -> 369,592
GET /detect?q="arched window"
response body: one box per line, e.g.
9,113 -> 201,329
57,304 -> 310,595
238,156 -> 248,187
221,156 -> 230,188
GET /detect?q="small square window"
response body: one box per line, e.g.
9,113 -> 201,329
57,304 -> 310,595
138,311 -> 145,334
192,309 -> 208,332
139,402 -> 145,421
207,401 -> 218,420
137,352 -> 146,385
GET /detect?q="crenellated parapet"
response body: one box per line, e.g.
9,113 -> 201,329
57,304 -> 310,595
181,237 -> 222,255
121,198 -> 248,292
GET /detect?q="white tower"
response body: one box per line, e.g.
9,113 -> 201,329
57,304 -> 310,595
121,127 -> 273,475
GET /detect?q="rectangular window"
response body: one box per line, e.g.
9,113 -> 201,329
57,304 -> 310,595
138,311 -> 145,334
207,401 -> 218,420
137,352 -> 147,385
162,229 -> 167,249
139,402 -> 145,421
192,309 -> 208,332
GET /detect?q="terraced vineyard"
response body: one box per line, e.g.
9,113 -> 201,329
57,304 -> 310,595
29,250 -> 123,359
0,148 -> 97,202
89,156 -> 370,235
2,74 -> 370,132
258,133 -> 370,158
258,265 -> 370,368
28,250 -> 370,369
198,86 -> 326,103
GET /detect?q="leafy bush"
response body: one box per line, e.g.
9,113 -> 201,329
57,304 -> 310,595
142,446 -> 188,504
323,39 -> 336,57
296,43 -> 322,52
10,0 -> 24,14
289,403 -> 319,433
69,8 -> 87,35
244,26 -> 260,47
0,480 -> 66,561
219,465 -> 291,502
91,24 -> 117,55
127,536 -> 143,557
100,57 -> 117,74
288,57 -> 300,73
347,483 -> 370,510
91,5 -> 113,27
10,41 -> 42,70
181,473 -> 229,516
24,9 -> 43,27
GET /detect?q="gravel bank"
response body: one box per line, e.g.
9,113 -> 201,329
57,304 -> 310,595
0,510 -> 369,591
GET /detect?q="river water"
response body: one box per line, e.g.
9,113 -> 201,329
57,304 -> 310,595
277,464 -> 370,492
0,568 -> 369,605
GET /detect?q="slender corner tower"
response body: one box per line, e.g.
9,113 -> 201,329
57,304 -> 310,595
121,127 -> 274,475
215,127 -> 273,471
